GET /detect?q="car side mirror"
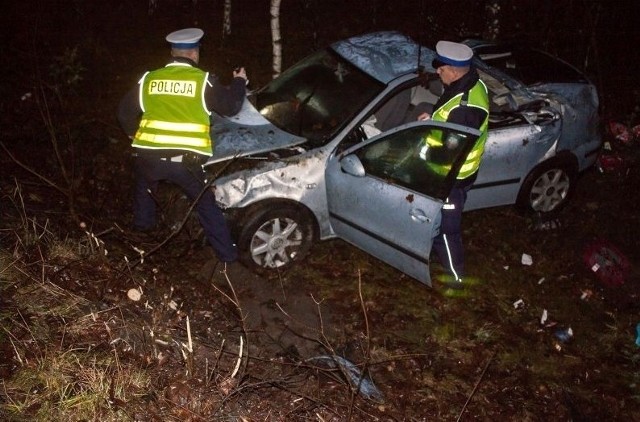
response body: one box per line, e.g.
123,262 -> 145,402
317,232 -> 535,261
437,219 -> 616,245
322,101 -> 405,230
340,154 -> 365,177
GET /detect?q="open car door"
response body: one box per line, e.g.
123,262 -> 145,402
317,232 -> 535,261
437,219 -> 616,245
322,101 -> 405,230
325,121 -> 481,286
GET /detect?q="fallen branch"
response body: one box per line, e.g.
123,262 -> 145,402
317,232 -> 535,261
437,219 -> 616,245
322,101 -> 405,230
1,142 -> 70,198
122,157 -> 238,268
456,349 -> 497,422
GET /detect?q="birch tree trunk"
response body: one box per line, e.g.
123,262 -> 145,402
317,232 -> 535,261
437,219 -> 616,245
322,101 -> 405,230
270,0 -> 282,78
148,0 -> 158,15
483,0 -> 501,41
223,0 -> 232,37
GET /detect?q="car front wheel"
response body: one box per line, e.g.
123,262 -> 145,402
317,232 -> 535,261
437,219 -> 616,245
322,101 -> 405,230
517,159 -> 577,213
237,203 -> 315,271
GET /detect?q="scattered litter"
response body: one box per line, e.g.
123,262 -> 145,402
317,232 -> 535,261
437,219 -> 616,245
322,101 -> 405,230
532,218 -> 562,231
597,120 -> 638,173
636,323 -> 640,347
554,327 -> 573,343
503,265 -> 509,270
521,253 -> 533,266
607,120 -> 640,144
608,121 -> 631,144
540,309 -> 548,325
513,299 -> 525,309
537,277 -> 545,285
538,309 -> 557,329
530,213 -> 562,231
580,289 -> 594,301
307,355 -> 383,402
597,153 -> 625,173
21,92 -> 32,101
583,239 -> 630,287
127,288 -> 142,301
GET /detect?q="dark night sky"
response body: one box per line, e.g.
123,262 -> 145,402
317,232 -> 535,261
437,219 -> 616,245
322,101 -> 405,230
1,0 -> 639,121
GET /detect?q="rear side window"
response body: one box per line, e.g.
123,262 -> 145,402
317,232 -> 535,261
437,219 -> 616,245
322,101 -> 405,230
477,46 -> 587,86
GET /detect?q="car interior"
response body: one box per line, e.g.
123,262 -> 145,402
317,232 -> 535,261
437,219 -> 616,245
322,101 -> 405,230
359,67 -> 554,139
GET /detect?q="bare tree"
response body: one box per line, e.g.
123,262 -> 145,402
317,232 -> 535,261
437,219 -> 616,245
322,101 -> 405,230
148,0 -> 158,15
483,0 -> 500,41
271,0 -> 282,78
223,0 -> 232,37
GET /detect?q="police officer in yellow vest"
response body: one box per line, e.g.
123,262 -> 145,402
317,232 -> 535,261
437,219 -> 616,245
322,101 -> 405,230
417,40 -> 489,291
117,28 -> 247,263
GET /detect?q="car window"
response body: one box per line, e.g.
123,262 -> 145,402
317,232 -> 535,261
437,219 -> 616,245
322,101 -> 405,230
250,49 -> 384,146
354,125 -> 478,200
476,46 -> 587,85
337,82 -> 433,154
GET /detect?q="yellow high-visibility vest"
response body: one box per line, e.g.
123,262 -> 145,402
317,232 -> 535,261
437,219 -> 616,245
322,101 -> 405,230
425,79 -> 489,179
133,63 -> 212,156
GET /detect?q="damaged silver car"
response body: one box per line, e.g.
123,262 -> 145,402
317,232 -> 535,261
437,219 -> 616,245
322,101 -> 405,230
204,31 -> 601,285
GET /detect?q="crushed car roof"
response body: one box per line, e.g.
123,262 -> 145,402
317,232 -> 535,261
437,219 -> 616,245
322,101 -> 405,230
331,31 -> 436,84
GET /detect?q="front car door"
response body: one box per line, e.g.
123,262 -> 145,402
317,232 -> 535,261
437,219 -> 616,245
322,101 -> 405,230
325,121 -> 481,285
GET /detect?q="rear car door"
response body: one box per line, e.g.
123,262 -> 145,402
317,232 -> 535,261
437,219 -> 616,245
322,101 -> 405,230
325,121 -> 481,285
465,70 -> 562,210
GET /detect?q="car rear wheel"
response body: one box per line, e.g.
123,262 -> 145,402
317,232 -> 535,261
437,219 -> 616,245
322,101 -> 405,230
237,203 -> 315,271
517,159 -> 577,213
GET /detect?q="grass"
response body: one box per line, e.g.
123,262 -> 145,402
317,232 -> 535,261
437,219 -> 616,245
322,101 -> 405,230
2,348 -> 150,421
0,216 -> 147,421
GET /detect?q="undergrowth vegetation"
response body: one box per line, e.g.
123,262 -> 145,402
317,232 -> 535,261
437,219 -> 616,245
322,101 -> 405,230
2,147 -> 640,420
2,1 -> 640,420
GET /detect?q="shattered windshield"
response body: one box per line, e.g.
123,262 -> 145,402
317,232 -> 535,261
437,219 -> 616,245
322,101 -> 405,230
249,49 -> 384,146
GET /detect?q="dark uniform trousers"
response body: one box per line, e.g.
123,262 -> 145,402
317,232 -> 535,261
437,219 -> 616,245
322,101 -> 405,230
133,152 -> 238,262
431,172 -> 477,281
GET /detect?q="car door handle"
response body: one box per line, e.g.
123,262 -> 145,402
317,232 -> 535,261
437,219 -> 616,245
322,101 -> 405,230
410,208 -> 431,223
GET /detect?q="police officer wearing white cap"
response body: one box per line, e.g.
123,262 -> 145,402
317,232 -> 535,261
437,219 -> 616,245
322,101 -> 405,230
418,40 -> 489,292
117,28 -> 248,264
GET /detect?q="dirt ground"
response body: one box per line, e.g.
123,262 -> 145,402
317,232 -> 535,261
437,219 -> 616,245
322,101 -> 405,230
2,1 -> 640,421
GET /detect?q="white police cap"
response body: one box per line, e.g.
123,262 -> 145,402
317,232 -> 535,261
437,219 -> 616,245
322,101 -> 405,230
166,28 -> 204,49
433,40 -> 473,68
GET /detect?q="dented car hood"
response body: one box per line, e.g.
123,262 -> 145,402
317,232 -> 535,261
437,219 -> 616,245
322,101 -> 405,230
206,98 -> 306,165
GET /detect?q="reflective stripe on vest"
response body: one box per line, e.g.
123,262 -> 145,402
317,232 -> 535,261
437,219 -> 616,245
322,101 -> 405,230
425,79 -> 489,178
133,63 -> 213,156
138,118 -> 209,133
136,132 -> 212,148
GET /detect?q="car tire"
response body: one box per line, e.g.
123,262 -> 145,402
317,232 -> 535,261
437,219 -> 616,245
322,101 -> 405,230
516,158 -> 577,214
237,203 -> 315,271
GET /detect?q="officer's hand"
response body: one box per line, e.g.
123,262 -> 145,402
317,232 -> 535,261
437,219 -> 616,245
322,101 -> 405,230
417,112 -> 431,121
